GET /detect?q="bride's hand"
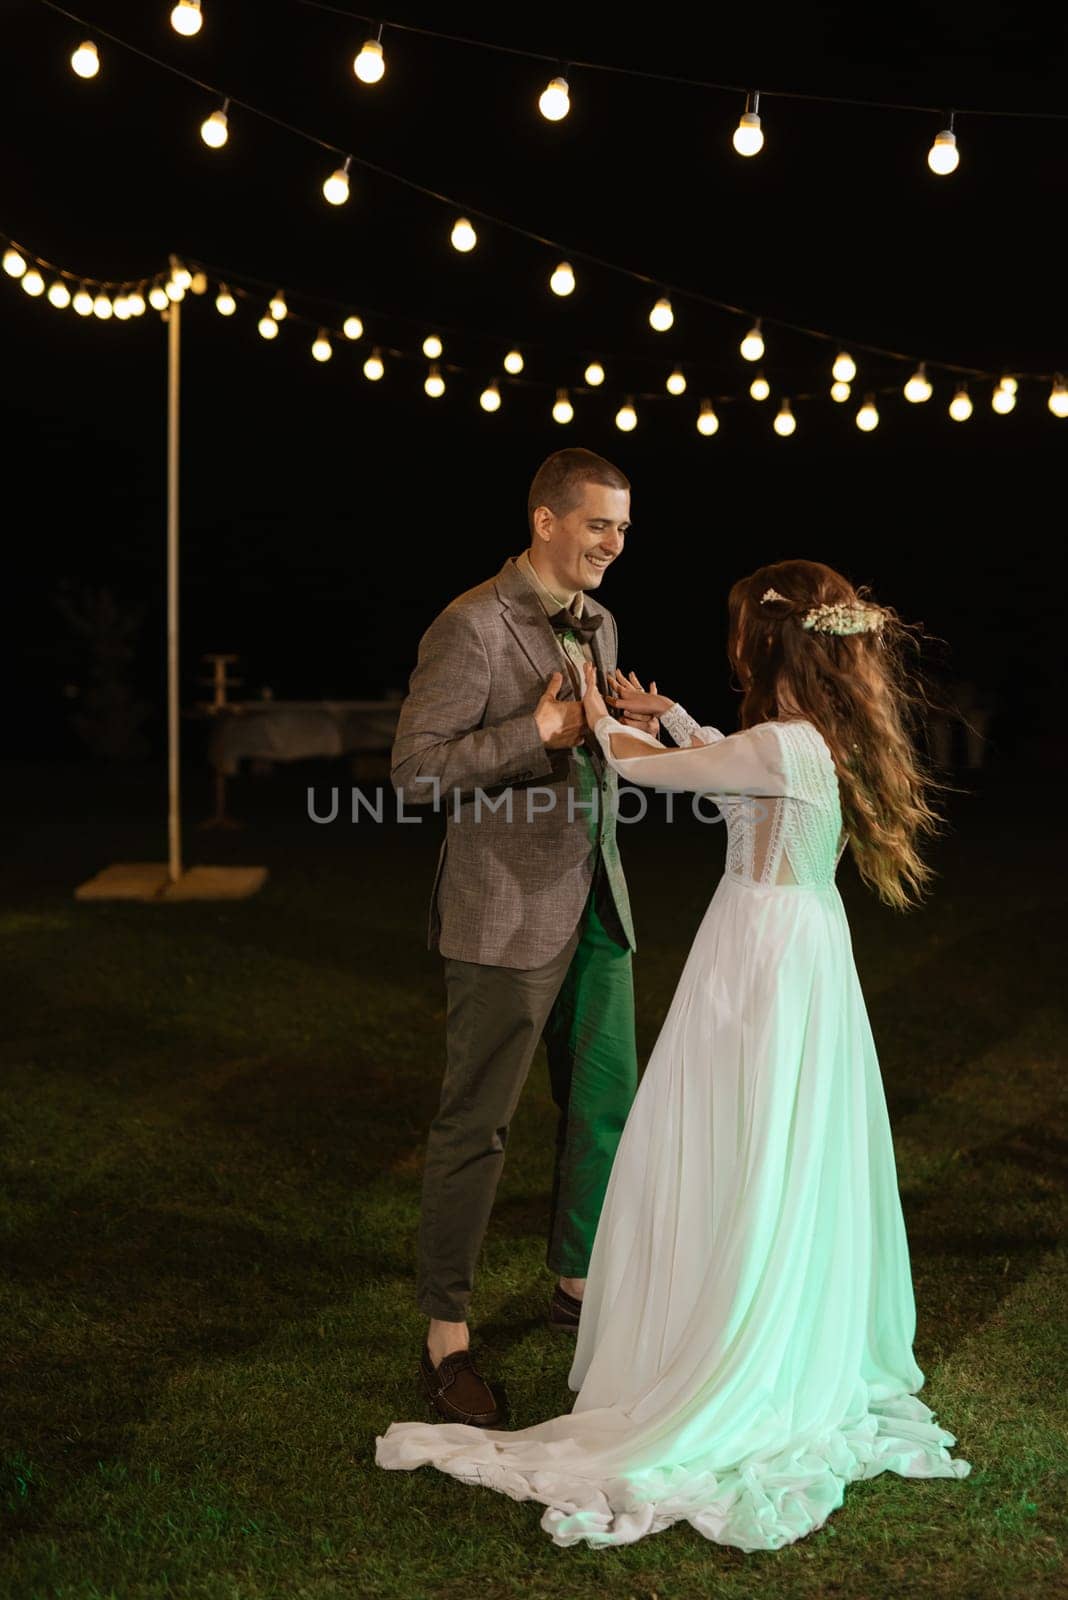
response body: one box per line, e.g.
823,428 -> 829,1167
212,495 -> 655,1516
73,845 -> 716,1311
606,668 -> 674,720
581,661 -> 609,728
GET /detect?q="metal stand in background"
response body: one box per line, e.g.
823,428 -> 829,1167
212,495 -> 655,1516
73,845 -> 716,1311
75,279 -> 267,902
198,654 -> 243,830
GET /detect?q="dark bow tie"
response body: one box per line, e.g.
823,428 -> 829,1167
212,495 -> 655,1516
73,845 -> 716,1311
548,606 -> 604,645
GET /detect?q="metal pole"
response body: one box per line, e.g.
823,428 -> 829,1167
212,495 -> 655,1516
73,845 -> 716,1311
167,295 -> 182,882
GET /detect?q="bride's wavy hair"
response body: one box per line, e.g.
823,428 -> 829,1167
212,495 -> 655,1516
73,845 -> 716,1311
727,559 -> 946,911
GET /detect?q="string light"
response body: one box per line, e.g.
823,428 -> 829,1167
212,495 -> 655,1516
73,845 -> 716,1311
170,1 -> 203,37
424,364 -> 446,397
148,285 -> 169,311
73,287 -> 93,316
832,351 -> 856,383
749,372 -> 770,401
927,114 -> 959,175
343,315 -> 364,340
191,271 -> 207,295
113,294 -> 131,320
830,380 -> 851,403
3,248 -> 26,278
740,320 -> 764,361
948,385 -> 973,421
991,379 -> 1015,414
550,260 -> 575,296
697,400 -> 719,435
450,216 -> 477,252
422,333 -> 443,359
773,398 -> 796,436
538,74 -> 570,122
903,363 -> 932,402
363,347 -> 385,380
1000,375 -> 1019,395
503,348 -> 524,374
21,269 -> 45,297
666,367 -> 687,395
200,98 -> 229,149
93,293 -> 113,319
127,290 -> 146,316
480,379 -> 501,412
47,278 -> 72,308
1049,376 -> 1068,418
354,27 -> 386,85
615,398 -> 637,431
312,329 -> 333,362
584,360 -> 605,386
170,263 -> 193,291
732,92 -> 763,156
166,279 -> 186,301
215,285 -> 236,315
856,394 -> 879,431
258,313 -> 279,339
268,290 -> 287,320
649,296 -> 674,332
552,387 -> 573,423
323,157 -> 351,206
70,40 -> 99,78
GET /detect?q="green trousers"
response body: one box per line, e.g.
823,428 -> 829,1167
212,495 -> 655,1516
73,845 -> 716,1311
417,853 -> 639,1322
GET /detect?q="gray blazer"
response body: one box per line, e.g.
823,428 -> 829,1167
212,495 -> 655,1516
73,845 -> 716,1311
391,553 -> 636,968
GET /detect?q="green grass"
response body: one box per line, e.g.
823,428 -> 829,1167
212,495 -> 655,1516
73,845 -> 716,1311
1,761 -> 1065,1599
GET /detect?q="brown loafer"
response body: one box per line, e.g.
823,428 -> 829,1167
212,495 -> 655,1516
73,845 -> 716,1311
548,1283 -> 582,1334
420,1342 -> 501,1426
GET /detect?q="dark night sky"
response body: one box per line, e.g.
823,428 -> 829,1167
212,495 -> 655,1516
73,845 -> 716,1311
3,0 -> 1066,763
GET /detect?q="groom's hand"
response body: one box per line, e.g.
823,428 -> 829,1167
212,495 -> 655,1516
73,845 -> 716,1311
534,671 -> 586,748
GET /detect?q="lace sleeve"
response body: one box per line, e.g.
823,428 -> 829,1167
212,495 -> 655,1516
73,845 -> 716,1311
593,714 -> 787,796
659,702 -> 725,748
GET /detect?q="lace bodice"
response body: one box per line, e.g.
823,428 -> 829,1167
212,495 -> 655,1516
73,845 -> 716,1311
596,706 -> 847,888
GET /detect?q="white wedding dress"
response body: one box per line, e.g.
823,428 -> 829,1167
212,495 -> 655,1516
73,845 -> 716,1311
374,708 -> 970,1551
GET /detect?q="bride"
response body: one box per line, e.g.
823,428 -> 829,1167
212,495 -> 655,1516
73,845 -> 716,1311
374,559 -> 970,1551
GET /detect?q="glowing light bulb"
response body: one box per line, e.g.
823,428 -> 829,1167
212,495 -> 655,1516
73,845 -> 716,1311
948,386 -> 972,421
773,399 -> 796,436
200,104 -> 229,148
1000,375 -> 1018,395
323,159 -> 351,206
422,334 -> 443,359
258,315 -> 279,340
73,288 -> 93,316
363,349 -> 385,380
113,295 -> 131,320
584,361 -> 604,386
856,395 -> 879,431
425,364 -> 446,398
538,75 -> 570,121
312,331 -> 333,362
550,260 -> 575,296
71,40 -> 99,78
666,367 -> 687,395
450,216 -> 477,253
903,364 -> 932,403
21,269 -> 45,297
697,400 -> 719,436
171,264 -> 192,290
740,322 -> 764,361
268,292 -> 287,320
343,315 -> 364,340
3,248 -> 26,278
191,270 -> 208,294
828,381 -> 849,403
170,1 -> 203,36
503,348 -> 524,374
749,373 -> 770,402
732,95 -> 763,156
148,285 -> 169,311
832,351 -> 856,383
128,290 -> 146,316
649,296 -> 674,332
166,279 -> 186,301
480,380 -> 501,412
354,35 -> 385,84
615,400 -> 637,432
552,387 -> 573,424
215,286 -> 236,316
1048,378 -> 1068,418
927,126 -> 959,175
47,279 -> 71,308
93,293 -> 113,318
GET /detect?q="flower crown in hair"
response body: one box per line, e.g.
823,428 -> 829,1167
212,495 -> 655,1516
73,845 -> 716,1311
761,587 -> 884,635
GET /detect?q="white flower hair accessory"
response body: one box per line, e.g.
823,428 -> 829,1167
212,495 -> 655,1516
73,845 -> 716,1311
801,599 -> 885,635
761,588 -> 790,604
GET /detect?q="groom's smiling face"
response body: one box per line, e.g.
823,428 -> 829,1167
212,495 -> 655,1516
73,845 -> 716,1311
533,482 -> 630,594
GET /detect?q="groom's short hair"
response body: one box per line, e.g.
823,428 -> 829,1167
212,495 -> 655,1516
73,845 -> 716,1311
527,449 -> 630,537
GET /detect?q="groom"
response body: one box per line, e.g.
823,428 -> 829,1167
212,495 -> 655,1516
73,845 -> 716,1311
390,448 -> 657,1427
